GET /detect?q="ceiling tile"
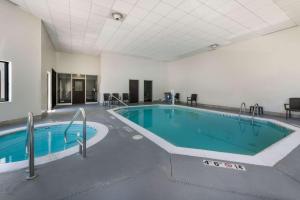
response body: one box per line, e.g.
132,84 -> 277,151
152,2 -> 174,16
10,0 -> 296,60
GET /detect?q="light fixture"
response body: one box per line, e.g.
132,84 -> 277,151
112,12 -> 124,21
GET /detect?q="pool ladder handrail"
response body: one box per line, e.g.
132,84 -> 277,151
111,95 -> 128,107
252,103 -> 259,125
25,112 -> 38,180
64,107 -> 87,158
239,102 -> 246,120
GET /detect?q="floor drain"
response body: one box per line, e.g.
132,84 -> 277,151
132,135 -> 143,140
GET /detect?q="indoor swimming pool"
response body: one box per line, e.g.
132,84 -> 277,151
110,105 -> 300,166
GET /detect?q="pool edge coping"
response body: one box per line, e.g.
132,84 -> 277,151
108,104 -> 300,167
0,121 -> 108,173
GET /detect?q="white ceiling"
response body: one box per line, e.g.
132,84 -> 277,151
9,0 -> 300,61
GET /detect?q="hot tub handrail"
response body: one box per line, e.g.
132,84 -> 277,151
64,108 -> 87,158
26,112 -> 38,180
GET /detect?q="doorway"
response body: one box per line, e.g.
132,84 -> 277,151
47,71 -> 51,111
144,80 -> 152,102
72,79 -> 85,104
129,80 -> 139,103
51,69 -> 56,109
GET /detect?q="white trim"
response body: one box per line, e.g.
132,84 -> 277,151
108,104 -> 300,167
85,102 -> 99,104
0,121 -> 108,173
56,103 -> 72,106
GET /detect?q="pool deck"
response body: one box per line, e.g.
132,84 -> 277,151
0,103 -> 300,200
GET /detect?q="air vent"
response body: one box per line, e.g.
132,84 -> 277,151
208,44 -> 219,50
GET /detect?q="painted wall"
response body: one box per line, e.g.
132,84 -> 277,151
41,23 -> 56,112
100,53 -> 167,102
167,26 -> 300,113
55,52 -> 100,75
0,0 -> 42,122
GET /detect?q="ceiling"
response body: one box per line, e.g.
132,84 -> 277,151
9,0 -> 300,61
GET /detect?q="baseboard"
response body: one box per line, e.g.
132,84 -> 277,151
178,101 -> 300,119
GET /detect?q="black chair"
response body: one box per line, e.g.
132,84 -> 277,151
122,93 -> 129,103
103,93 -> 110,106
164,92 -> 172,104
187,94 -> 197,106
249,105 -> 264,115
284,98 -> 300,119
175,93 -> 180,103
112,93 -> 120,105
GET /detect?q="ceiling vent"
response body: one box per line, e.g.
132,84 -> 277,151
208,44 -> 219,50
112,12 -> 124,21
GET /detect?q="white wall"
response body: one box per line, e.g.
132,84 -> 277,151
41,23 -> 56,111
0,0 -> 42,122
167,26 -> 300,113
55,52 -> 100,75
100,53 -> 167,102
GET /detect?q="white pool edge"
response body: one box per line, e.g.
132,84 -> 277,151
0,121 -> 108,173
108,104 -> 300,167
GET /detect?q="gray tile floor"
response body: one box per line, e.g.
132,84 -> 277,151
0,104 -> 300,200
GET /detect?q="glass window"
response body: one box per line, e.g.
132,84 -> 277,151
86,75 -> 98,102
58,73 -> 71,103
74,80 -> 83,91
0,61 -> 9,102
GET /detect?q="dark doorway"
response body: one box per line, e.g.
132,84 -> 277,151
129,80 -> 139,103
72,79 -> 85,104
144,80 -> 152,102
51,69 -> 56,109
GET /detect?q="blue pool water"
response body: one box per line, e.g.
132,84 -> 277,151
117,105 -> 293,155
0,124 -> 96,163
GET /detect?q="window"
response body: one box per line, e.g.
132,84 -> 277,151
0,61 -> 9,102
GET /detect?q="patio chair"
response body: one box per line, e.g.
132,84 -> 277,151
103,93 -> 110,106
175,93 -> 180,103
284,98 -> 300,119
122,93 -> 129,103
187,94 -> 197,106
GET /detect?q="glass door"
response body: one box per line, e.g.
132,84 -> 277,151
86,75 -> 98,102
57,73 -> 71,103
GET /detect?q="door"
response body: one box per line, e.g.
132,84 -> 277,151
72,79 -> 85,104
144,80 -> 152,102
129,80 -> 139,103
51,69 -> 56,109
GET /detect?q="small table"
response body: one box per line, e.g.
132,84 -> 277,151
249,105 -> 264,115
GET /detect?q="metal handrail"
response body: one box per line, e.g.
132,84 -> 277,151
239,102 -> 246,119
252,103 -> 259,125
26,112 -> 37,180
64,108 -> 87,158
111,95 -> 128,106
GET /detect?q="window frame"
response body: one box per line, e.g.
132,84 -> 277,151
0,61 -> 9,102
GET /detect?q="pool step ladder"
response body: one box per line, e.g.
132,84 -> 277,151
25,112 -> 38,180
64,108 -> 87,158
251,103 -> 259,125
239,102 -> 246,121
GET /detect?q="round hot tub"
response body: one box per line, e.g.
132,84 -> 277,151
0,121 -> 108,173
